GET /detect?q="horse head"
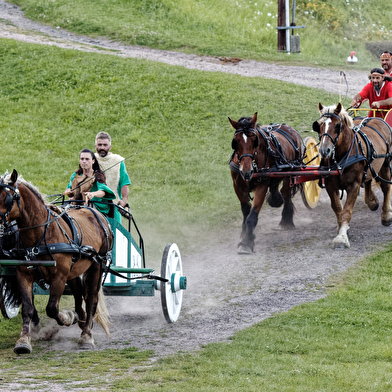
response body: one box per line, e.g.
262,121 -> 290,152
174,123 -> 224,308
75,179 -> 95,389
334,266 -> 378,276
0,169 -> 21,224
313,102 -> 354,160
68,175 -> 95,202
229,112 -> 259,181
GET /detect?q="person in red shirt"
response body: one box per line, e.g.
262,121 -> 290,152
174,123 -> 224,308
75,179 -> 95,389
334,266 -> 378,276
380,51 -> 392,77
351,68 -> 392,118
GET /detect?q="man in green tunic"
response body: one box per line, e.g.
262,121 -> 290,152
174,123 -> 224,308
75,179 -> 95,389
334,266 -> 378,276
94,132 -> 131,222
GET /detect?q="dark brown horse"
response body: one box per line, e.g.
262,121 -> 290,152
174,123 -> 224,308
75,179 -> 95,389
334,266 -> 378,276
313,103 -> 392,248
229,113 -> 304,254
0,170 -> 113,354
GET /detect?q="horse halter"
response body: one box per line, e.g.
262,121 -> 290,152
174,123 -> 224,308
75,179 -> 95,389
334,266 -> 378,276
0,180 -> 20,225
314,112 -> 343,146
232,128 -> 259,163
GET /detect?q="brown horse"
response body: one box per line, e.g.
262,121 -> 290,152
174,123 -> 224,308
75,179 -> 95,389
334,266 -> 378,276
0,169 -> 113,354
313,103 -> 392,248
229,113 -> 304,254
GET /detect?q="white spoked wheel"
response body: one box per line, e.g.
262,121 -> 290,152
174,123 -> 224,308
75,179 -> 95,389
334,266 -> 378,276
160,243 -> 186,323
0,279 -> 20,319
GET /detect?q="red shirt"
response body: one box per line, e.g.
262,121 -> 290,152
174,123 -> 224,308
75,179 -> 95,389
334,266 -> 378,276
359,81 -> 392,118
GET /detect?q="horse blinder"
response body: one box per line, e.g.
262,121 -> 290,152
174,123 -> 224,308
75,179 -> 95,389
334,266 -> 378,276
312,121 -> 320,134
0,183 -> 20,224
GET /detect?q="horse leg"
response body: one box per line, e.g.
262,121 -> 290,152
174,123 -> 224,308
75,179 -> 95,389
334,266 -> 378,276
240,202 -> 252,240
364,180 -> 379,211
232,172 -> 252,244
46,278 -> 79,327
279,179 -> 295,229
30,306 -> 41,334
14,271 -> 35,355
238,185 -> 268,254
67,276 -> 87,331
267,183 -> 284,208
328,182 -> 360,249
78,264 -> 102,349
379,164 -> 392,226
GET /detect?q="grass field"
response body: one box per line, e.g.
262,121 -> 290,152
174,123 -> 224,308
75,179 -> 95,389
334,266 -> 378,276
1,1 -> 392,390
8,0 -> 392,68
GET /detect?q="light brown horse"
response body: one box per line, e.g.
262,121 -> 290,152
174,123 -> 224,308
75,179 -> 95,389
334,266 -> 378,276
0,169 -> 113,354
229,113 -> 304,254
313,103 -> 392,248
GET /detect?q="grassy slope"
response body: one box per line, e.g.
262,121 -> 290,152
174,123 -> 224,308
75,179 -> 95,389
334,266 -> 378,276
8,0 -> 392,68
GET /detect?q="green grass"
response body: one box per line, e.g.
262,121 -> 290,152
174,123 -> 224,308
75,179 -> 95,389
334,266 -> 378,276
9,0 -> 392,68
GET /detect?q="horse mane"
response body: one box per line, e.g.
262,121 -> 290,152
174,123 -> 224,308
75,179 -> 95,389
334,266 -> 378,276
237,117 -> 260,130
319,104 -> 354,128
2,172 -> 62,214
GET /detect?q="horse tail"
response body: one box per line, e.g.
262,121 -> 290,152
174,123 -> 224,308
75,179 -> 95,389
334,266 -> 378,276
0,276 -> 22,308
94,284 -> 111,337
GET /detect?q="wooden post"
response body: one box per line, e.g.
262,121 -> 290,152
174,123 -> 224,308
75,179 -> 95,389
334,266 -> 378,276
277,0 -> 286,51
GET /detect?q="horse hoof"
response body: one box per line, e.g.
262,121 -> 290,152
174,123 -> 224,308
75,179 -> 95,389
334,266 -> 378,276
61,310 -> 79,326
238,244 -> 253,254
333,236 -> 350,249
14,337 -> 32,355
78,334 -> 95,350
382,219 -> 392,227
279,222 -> 295,230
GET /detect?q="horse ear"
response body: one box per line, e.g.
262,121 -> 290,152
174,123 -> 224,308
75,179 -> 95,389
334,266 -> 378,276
318,103 -> 324,113
10,169 -> 18,184
250,112 -> 258,128
312,121 -> 320,133
228,117 -> 239,130
335,102 -> 342,115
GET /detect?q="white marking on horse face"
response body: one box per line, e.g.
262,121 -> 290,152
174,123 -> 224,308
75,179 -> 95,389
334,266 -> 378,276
242,134 -> 247,143
319,118 -> 333,156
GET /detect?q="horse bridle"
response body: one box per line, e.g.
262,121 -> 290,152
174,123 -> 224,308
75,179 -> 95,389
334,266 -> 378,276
232,128 -> 259,163
0,180 -> 20,225
314,112 -> 343,146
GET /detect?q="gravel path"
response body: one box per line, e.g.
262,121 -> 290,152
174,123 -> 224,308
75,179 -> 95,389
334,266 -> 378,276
0,0 -> 390,376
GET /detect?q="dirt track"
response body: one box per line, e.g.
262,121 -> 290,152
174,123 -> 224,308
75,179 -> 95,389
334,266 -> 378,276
1,0 -> 391,366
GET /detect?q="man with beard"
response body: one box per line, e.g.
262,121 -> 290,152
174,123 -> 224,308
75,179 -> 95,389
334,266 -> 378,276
94,132 -> 131,220
350,68 -> 392,118
380,51 -> 392,76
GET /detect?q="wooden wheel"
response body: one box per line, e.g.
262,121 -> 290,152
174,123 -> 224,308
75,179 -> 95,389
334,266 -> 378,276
160,243 -> 187,323
384,109 -> 392,127
301,136 -> 321,209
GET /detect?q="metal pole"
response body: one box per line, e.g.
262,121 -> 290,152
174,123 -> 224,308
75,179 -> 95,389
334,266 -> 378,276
285,0 -> 290,53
